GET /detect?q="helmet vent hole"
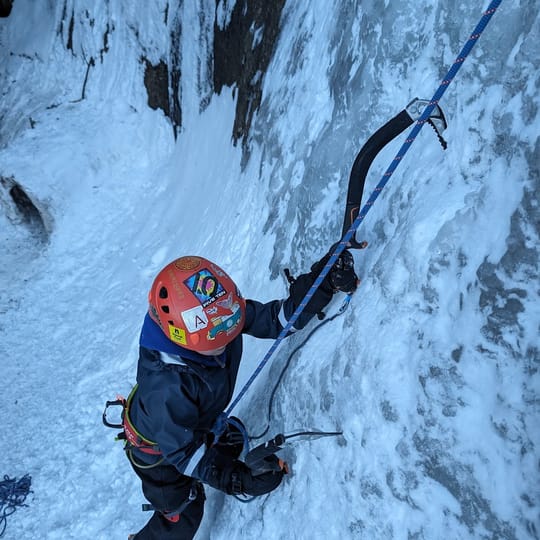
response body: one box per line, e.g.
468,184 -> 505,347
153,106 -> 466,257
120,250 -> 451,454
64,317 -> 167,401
161,305 -> 170,313
159,287 -> 168,299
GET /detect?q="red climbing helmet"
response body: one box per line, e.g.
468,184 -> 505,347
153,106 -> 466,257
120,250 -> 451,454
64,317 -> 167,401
148,256 -> 246,353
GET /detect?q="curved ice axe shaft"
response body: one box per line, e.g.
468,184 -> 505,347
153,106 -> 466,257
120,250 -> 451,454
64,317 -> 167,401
342,98 -> 447,248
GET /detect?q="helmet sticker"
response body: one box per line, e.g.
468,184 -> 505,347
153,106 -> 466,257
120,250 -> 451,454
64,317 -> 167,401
184,268 -> 226,307
181,305 -> 209,333
174,256 -> 201,271
168,324 -> 187,345
208,300 -> 242,340
216,292 -> 236,312
209,263 -> 226,277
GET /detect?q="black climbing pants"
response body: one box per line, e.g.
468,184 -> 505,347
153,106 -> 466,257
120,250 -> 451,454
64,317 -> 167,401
129,456 -> 205,540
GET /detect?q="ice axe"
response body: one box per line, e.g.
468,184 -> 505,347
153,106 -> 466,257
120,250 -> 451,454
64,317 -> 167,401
245,430 -> 343,475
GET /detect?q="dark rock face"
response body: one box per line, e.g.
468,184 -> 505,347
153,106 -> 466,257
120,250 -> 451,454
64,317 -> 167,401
143,58 -> 181,137
51,2 -> 284,146
213,0 -> 286,157
142,6 -> 182,139
476,185 -> 539,351
143,59 -> 170,115
0,176 -> 49,241
141,0 -> 285,146
0,0 -> 13,18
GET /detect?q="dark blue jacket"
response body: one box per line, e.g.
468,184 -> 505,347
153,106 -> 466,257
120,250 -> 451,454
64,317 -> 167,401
128,296 -> 309,479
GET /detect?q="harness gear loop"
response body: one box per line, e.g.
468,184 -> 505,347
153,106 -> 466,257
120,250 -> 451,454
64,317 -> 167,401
102,385 -> 163,463
127,449 -> 165,470
122,385 -> 162,456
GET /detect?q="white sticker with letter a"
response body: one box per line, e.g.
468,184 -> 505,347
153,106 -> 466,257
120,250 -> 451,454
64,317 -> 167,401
181,305 -> 208,333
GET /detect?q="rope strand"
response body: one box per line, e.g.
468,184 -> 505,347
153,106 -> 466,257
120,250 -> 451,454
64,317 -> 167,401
249,306 -> 347,440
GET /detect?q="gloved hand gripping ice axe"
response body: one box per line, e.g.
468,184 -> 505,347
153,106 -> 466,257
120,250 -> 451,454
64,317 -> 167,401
245,430 -> 343,475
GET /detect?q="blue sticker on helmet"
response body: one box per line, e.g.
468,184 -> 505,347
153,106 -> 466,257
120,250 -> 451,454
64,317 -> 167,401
184,268 -> 226,307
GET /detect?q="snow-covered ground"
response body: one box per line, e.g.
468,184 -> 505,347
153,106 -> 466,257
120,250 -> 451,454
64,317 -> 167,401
1,1 -> 538,539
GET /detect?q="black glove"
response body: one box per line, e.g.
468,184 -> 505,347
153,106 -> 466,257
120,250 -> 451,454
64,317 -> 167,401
229,459 -> 285,496
284,246 -> 358,328
201,448 -> 285,496
213,416 -> 246,459
328,249 -> 358,293
309,247 -> 359,294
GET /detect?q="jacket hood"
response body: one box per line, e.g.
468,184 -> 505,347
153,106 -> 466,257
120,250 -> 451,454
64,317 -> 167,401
139,313 -> 226,368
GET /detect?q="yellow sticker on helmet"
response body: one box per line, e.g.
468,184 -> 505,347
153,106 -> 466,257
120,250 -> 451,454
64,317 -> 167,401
168,324 -> 187,345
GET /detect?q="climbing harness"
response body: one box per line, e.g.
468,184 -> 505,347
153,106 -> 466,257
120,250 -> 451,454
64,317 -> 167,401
0,474 -> 32,538
216,0 -> 503,433
103,390 -> 207,519
102,385 -> 165,468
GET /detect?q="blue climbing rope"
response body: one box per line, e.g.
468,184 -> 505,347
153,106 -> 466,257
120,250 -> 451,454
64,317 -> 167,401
224,0 -> 503,419
0,474 -> 32,538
